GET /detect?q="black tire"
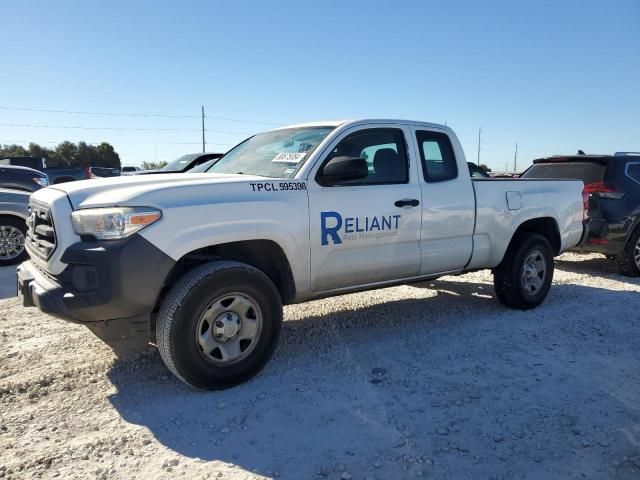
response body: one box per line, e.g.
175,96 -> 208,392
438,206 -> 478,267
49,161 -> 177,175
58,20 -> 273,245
493,233 -> 554,310
0,217 -> 28,267
616,227 -> 640,277
156,260 -> 283,390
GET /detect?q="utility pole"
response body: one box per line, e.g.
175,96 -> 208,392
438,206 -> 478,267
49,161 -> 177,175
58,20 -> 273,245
477,127 -> 482,166
201,106 -> 206,153
513,142 -> 518,173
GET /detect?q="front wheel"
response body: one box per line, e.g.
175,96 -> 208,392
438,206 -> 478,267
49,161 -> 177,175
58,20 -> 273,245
616,227 -> 640,277
493,233 -> 554,310
0,217 -> 28,267
156,261 -> 283,390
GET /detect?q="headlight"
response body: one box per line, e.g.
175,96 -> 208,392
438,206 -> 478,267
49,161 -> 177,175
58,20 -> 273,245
33,177 -> 49,187
71,207 -> 161,240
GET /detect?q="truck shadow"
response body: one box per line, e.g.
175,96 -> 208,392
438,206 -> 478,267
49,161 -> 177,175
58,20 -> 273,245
554,254 -> 623,277
106,279 -> 640,478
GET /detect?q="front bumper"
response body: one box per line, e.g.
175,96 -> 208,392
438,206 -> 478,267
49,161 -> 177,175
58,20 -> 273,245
17,234 -> 175,344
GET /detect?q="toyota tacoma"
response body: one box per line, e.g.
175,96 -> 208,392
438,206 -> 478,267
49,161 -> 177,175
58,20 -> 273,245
17,119 -> 586,389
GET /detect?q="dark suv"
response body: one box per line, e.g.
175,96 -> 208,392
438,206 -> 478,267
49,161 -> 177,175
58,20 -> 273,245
136,153 -> 224,175
0,165 -> 49,192
522,153 -> 640,275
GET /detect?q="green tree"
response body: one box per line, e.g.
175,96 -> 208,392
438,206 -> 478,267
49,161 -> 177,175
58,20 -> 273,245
95,142 -> 121,168
28,143 -> 56,166
52,141 -> 78,167
0,144 -> 28,157
28,142 -> 53,158
141,160 -> 168,170
1,141 -> 122,168
76,142 -> 100,167
479,164 -> 492,173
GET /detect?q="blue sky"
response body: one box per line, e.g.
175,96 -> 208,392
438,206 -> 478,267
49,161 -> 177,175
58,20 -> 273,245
1,0 -> 638,170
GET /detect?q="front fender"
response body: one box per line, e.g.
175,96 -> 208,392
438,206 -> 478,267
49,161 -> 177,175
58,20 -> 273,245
139,199 -> 311,295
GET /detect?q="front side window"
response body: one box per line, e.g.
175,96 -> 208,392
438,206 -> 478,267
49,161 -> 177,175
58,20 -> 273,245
207,126 -> 334,179
416,130 -> 458,182
319,128 -> 408,185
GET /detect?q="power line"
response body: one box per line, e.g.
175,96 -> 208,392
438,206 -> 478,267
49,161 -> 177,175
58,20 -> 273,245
2,139 -> 232,146
0,105 -> 282,126
0,122 -> 251,135
0,105 -> 198,118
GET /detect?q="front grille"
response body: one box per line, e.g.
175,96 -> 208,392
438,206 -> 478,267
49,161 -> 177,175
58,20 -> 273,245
26,200 -> 57,259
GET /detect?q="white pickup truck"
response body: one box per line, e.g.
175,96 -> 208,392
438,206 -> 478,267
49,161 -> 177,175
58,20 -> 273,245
17,119 -> 586,389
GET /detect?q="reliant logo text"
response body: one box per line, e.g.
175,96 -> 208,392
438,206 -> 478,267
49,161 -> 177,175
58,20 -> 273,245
320,211 -> 401,246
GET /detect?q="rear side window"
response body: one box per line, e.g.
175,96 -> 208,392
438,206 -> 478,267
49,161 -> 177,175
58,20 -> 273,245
416,131 -> 458,182
627,163 -> 640,184
522,162 -> 606,184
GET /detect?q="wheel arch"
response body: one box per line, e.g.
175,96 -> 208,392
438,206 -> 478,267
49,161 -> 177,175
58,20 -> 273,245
155,239 -> 297,313
0,212 -> 28,223
504,217 -> 561,259
624,213 -> 640,245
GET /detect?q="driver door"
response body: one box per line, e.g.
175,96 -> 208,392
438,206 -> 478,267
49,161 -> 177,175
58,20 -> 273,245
307,125 -> 422,292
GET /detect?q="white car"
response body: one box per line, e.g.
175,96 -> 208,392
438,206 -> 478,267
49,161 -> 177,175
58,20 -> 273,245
17,119 -> 586,389
120,166 -> 142,175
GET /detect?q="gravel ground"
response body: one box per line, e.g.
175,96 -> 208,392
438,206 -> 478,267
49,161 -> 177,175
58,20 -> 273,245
1,253 -> 639,480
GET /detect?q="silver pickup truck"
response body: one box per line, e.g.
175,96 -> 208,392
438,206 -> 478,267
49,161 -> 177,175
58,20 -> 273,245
0,189 -> 29,266
17,119 -> 587,389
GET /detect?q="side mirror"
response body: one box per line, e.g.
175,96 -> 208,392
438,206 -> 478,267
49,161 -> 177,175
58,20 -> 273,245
318,156 -> 368,186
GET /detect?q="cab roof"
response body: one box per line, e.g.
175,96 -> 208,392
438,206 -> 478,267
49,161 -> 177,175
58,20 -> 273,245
273,118 -> 449,131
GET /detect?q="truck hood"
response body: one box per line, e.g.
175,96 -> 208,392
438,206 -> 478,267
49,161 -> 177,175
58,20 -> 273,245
47,173 -> 271,209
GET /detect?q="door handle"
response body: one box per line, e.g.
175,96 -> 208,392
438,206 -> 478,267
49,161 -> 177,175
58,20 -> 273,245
394,199 -> 420,208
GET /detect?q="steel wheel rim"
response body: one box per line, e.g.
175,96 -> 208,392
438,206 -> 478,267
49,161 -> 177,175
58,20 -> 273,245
634,238 -> 640,269
0,226 -> 25,260
522,249 -> 546,295
195,292 -> 263,365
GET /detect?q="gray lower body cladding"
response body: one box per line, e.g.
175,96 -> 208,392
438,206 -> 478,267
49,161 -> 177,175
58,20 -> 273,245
17,234 -> 175,343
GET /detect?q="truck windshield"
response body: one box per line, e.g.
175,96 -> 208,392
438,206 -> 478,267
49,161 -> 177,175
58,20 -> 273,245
206,126 -> 335,178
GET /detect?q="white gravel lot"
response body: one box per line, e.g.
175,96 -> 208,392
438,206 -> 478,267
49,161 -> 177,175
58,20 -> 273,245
1,253 -> 639,480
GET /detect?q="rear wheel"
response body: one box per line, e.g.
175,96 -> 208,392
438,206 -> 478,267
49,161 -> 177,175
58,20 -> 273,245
156,260 -> 283,390
0,217 -> 27,267
493,233 -> 554,310
616,227 -> 640,277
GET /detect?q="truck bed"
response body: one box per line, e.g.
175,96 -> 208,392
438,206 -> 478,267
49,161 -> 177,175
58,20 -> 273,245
468,178 -> 585,268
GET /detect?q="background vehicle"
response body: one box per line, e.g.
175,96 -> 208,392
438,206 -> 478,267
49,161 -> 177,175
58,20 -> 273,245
0,188 -> 29,266
467,162 -> 490,178
135,152 -> 224,175
0,165 -> 49,192
1,156 -> 90,184
187,157 -> 222,173
17,119 -> 585,390
89,166 -> 121,178
121,166 -> 142,175
522,154 -> 640,275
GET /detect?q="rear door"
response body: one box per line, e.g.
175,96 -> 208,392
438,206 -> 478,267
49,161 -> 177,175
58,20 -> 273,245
307,125 -> 422,292
410,127 -> 475,274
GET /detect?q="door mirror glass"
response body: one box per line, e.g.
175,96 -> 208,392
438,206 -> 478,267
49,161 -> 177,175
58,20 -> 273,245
318,156 -> 368,186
